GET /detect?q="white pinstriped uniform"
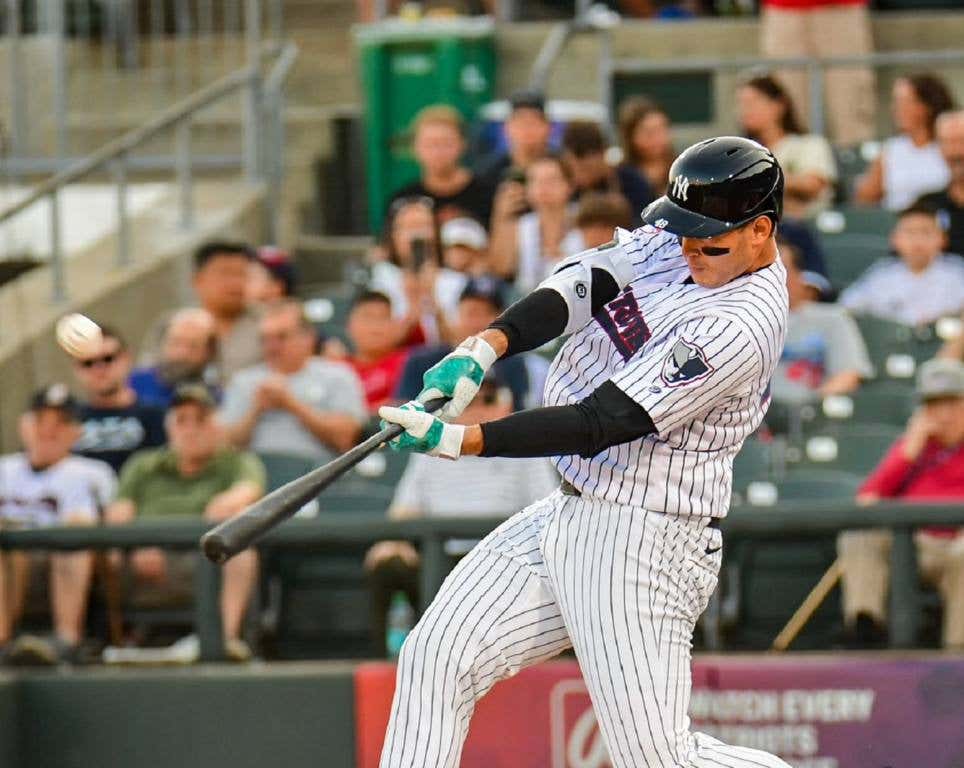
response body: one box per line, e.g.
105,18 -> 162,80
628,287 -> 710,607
380,226 -> 791,768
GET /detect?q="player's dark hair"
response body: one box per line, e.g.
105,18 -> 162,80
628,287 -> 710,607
740,74 -> 806,137
561,121 -> 608,158
899,73 -> 956,141
193,241 -> 256,272
575,192 -> 633,230
350,289 -> 392,312
617,96 -> 674,170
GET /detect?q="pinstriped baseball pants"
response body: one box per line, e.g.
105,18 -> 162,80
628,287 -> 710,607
379,490 -> 792,768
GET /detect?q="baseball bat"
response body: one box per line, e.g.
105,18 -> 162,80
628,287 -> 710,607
200,398 -> 448,564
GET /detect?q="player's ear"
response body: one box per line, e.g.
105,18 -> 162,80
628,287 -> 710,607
749,215 -> 774,244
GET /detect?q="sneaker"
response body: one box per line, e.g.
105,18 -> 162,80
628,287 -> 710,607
6,634 -> 58,666
224,637 -> 253,663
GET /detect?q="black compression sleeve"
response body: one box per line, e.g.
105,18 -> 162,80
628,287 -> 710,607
488,268 -> 620,357
479,380 -> 656,459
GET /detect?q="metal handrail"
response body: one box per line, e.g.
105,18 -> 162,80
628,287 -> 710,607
0,40 -> 297,303
0,43 -> 284,227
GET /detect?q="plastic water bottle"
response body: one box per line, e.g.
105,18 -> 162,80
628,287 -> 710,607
386,592 -> 414,659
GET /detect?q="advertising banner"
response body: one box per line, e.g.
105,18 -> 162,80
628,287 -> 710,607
355,657 -> 964,768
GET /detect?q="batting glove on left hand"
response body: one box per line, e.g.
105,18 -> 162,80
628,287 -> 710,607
417,336 -> 498,420
379,401 -> 465,460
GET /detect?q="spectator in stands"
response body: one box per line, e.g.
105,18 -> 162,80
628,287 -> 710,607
221,300 -> 366,462
759,0 -> 874,146
575,192 -> 634,249
773,242 -> 873,405
129,308 -> 218,409
247,246 -> 296,307
856,74 -> 954,212
106,385 -> 265,661
395,277 -> 532,411
71,325 -> 166,474
433,217 -> 491,324
618,96 -> 674,196
917,111 -> 964,258
840,203 -> 964,327
364,372 -> 558,655
561,120 -> 654,218
368,196 -> 442,345
337,291 -> 410,413
141,242 -> 262,381
389,106 -> 494,226
837,358 -> 964,649
0,385 -> 115,665
490,154 -> 583,292
476,90 -> 552,194
738,74 -> 837,219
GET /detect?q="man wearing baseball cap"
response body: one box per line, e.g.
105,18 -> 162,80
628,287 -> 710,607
838,358 -> 964,648
105,384 -> 265,661
0,385 -> 116,665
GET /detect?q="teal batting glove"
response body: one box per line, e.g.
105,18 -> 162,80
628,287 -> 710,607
418,336 -> 498,420
379,402 -> 465,460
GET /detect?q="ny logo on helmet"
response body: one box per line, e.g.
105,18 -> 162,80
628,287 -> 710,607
672,175 -> 690,202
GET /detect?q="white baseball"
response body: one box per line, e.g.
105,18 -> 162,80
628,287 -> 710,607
56,313 -> 103,358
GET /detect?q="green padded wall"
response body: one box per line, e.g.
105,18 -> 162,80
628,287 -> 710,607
0,675 -> 20,768
18,665 -> 355,768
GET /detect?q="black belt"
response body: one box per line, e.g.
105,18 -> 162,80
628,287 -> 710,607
560,479 -> 721,529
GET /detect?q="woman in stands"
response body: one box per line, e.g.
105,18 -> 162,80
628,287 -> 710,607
856,73 -> 954,211
618,96 -> 675,196
367,197 -> 444,346
738,73 -> 838,219
488,154 -> 584,293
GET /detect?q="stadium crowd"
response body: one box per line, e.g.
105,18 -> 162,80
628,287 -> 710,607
2,54 -> 964,663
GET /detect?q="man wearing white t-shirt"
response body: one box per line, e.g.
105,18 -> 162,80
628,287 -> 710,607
0,385 -> 116,664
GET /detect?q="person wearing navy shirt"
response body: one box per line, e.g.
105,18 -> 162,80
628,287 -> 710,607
68,325 -> 166,474
129,308 -> 220,409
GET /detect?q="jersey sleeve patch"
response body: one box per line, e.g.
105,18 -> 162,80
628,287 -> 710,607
660,338 -> 714,387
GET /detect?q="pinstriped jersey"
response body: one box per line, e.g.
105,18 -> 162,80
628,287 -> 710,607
543,225 -> 788,518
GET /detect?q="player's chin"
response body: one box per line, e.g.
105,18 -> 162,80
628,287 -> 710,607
687,266 -> 724,288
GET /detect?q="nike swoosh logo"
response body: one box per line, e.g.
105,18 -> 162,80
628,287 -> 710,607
705,545 -> 722,555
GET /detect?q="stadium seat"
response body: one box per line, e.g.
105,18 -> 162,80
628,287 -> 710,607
820,235 -> 891,291
853,314 -> 918,379
802,423 -> 901,475
759,469 -> 862,503
819,382 -> 917,429
258,452 -> 318,492
731,439 -> 774,504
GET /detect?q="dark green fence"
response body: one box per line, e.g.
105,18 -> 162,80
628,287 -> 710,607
2,502 -> 963,659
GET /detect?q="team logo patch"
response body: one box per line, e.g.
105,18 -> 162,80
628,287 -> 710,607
660,338 -> 714,387
575,282 -> 587,299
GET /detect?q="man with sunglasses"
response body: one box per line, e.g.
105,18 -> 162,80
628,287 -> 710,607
377,137 -> 792,768
70,326 -> 166,474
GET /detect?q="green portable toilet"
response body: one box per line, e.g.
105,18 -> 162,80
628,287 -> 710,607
355,17 -> 497,232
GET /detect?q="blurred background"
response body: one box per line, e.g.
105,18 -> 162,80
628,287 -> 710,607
1,1 -> 964,766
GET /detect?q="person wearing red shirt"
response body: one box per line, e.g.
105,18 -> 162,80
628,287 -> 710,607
343,291 -> 409,413
759,0 -> 875,146
838,358 -> 964,648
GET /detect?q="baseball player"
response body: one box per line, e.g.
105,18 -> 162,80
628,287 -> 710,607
378,136 -> 791,768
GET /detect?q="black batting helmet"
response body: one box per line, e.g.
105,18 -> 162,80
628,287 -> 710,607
641,136 -> 784,238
